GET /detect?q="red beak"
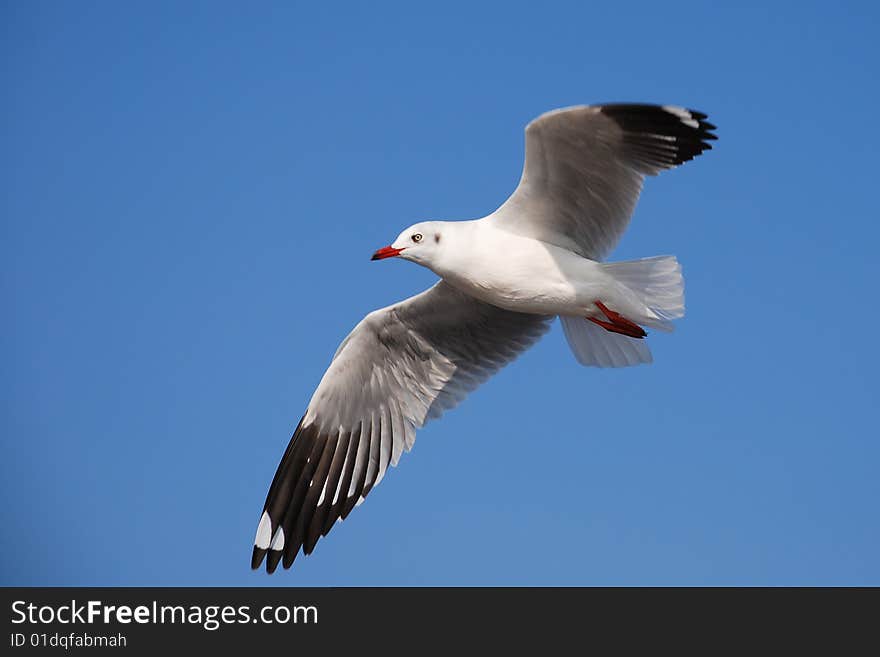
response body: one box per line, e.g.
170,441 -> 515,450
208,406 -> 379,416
371,245 -> 404,261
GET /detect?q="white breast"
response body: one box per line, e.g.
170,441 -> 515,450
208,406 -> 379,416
430,222 -> 611,316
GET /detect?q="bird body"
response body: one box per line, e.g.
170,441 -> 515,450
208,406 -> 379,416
252,103 -> 717,572
390,218 -> 672,327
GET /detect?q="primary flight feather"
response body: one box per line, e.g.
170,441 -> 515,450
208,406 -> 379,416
252,103 -> 717,572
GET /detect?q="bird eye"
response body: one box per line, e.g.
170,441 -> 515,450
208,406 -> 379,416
411,233 -> 423,243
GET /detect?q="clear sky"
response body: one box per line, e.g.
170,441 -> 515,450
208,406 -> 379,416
3,1 -> 878,586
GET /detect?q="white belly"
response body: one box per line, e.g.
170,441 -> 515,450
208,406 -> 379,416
435,231 -> 619,317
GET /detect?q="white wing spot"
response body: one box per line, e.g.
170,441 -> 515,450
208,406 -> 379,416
254,511 -> 272,549
270,526 -> 285,551
661,105 -> 699,129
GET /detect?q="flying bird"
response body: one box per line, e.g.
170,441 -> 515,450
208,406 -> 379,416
252,103 -> 717,572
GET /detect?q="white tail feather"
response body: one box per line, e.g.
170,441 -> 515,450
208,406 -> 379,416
601,255 -> 684,331
560,316 -> 653,368
560,255 -> 684,367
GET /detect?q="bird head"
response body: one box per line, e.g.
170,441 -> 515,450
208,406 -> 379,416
371,221 -> 444,266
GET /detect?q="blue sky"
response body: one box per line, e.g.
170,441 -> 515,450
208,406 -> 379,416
3,1 -> 878,585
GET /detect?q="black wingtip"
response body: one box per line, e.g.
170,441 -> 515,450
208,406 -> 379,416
598,103 -> 718,170
251,547 -> 268,571
266,550 -> 283,574
282,548 -> 299,570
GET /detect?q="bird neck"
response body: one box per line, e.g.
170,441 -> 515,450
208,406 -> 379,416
424,219 -> 485,279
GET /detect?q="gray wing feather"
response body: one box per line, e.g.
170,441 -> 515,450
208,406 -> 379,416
491,103 -> 716,260
253,281 -> 551,571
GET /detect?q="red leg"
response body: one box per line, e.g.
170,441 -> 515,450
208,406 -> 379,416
588,301 -> 647,339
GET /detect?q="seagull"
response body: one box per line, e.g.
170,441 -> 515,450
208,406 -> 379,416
252,103 -> 717,572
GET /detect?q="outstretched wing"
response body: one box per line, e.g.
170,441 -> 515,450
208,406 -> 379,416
252,282 -> 552,572
491,103 -> 717,260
